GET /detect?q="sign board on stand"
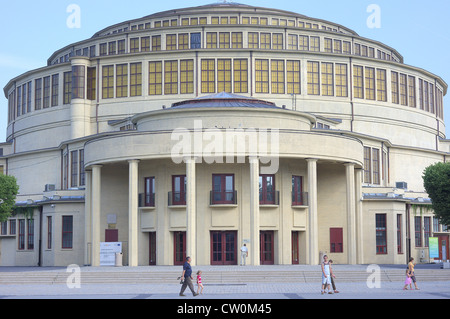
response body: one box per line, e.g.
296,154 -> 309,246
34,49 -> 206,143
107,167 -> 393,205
100,242 -> 122,266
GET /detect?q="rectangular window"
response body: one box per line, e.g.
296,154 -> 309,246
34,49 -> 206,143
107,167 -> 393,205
424,217 -> 431,247
206,32 -> 217,49
333,39 -> 342,54
307,61 -> 320,95
201,59 -> 215,94
415,216 -> 422,247
70,150 -> 78,188
255,59 -> 269,93
343,41 -> 351,54
72,66 -> 85,100
217,59 -> 232,93
321,62 -> 334,96
376,214 -> 387,254
310,36 -> 320,52
43,76 -> 51,108
172,175 -> 187,206
10,219 -> 16,235
330,228 -> 343,253
372,148 -> 380,185
397,214 -> 403,254
63,72 -> 72,104
234,59 -> 248,94
219,32 -> 230,49
145,177 -> 156,207
391,71 -> 399,104
87,67 -> 97,101
79,149 -> 85,186
152,35 -> 161,51
287,60 -> 301,95
18,219 -> 25,250
429,83 -> 435,114
324,38 -> 332,53
399,74 -> 408,106
288,34 -> 298,50
190,33 -> 201,50
51,74 -> 59,107
164,60 -> 178,95
212,174 -> 235,204
118,40 -> 125,54
248,32 -> 259,49
102,65 -> 114,99
35,79 -> 42,110
100,43 -> 107,56
363,146 -> 371,183
178,33 -> 189,50
231,32 -> 243,49
116,64 -> 128,98
149,61 -> 162,95
27,219 -> 34,250
260,33 -> 271,49
180,60 -> 194,94
424,81 -> 429,112
335,63 -> 348,97
141,37 -> 150,52
353,65 -> 364,99
365,67 -> 375,100
108,41 -> 116,55
47,216 -> 52,250
271,60 -> 285,94
376,69 -> 387,102
62,216 -> 73,249
259,175 -> 276,205
272,33 -> 283,50
166,34 -> 177,51
408,76 -> 416,107
292,176 -> 304,205
130,38 -> 140,53
299,35 -> 309,51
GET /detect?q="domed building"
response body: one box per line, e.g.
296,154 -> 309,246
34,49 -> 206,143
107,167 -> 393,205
1,2 -> 449,267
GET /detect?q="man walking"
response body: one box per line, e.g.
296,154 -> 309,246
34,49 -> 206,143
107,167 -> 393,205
179,257 -> 198,297
240,244 -> 248,266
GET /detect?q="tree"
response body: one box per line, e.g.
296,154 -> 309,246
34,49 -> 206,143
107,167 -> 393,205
0,174 -> 19,223
423,162 -> 450,226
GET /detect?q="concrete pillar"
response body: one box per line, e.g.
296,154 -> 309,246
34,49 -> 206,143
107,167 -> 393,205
355,168 -> 364,264
249,157 -> 260,266
128,160 -> 140,267
84,170 -> 92,266
345,163 -> 357,264
307,158 -> 318,265
186,158 -> 197,266
91,165 -> 102,267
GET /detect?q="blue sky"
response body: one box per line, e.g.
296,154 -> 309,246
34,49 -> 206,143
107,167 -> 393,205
1,0 -> 449,143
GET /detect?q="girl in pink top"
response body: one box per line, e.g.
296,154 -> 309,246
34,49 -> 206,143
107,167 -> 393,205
196,270 -> 204,295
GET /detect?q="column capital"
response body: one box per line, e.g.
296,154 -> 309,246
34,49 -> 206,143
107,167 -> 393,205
128,159 -> 140,164
306,158 -> 319,163
344,162 -> 356,167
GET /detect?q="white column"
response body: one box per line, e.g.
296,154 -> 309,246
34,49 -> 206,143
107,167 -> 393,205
355,168 -> 364,264
345,163 -> 357,265
186,158 -> 197,266
84,170 -> 92,266
249,157 -> 260,266
91,165 -> 102,267
307,158 -> 318,265
128,160 -> 140,267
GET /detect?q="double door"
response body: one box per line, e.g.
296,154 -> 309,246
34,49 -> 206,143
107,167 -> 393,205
211,231 -> 237,265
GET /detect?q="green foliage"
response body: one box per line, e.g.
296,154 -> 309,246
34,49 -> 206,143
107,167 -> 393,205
423,162 -> 450,226
0,174 -> 20,223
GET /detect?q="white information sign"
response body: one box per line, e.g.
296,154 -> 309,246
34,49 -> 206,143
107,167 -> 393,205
100,242 -> 122,266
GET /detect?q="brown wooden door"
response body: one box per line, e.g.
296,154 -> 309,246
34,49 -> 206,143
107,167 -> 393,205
260,231 -> 274,265
149,232 -> 156,265
292,231 -> 300,264
211,231 -> 237,265
174,231 -> 186,265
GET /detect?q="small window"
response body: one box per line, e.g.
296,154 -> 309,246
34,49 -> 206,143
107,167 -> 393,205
212,174 -> 235,204
62,216 -> 73,249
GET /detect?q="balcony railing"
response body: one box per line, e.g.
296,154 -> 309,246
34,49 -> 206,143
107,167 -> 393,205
210,190 -> 238,205
168,191 -> 186,206
260,190 -> 280,205
292,192 -> 309,206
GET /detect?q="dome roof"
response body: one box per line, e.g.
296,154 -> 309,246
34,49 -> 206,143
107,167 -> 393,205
170,92 -> 280,109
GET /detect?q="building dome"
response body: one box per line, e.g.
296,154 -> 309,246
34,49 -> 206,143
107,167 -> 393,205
1,2 -> 449,268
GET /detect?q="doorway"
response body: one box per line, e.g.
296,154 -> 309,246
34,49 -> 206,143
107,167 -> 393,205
260,231 -> 274,265
149,232 -> 156,265
210,231 -> 237,265
174,231 -> 186,265
292,231 -> 300,264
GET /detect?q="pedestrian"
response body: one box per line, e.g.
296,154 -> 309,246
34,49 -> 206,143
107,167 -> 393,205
240,243 -> 248,266
321,255 -> 335,294
403,267 -> 412,290
408,257 -> 420,290
179,256 -> 199,297
196,270 -> 204,295
329,259 -> 339,293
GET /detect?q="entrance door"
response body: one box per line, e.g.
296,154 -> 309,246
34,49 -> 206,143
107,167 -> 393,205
260,231 -> 274,265
149,232 -> 156,265
174,232 -> 186,265
439,235 -> 449,261
292,231 -> 300,264
211,231 -> 237,265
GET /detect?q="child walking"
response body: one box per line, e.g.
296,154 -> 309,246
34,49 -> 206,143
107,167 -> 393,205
196,270 -> 204,295
403,267 -> 412,290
